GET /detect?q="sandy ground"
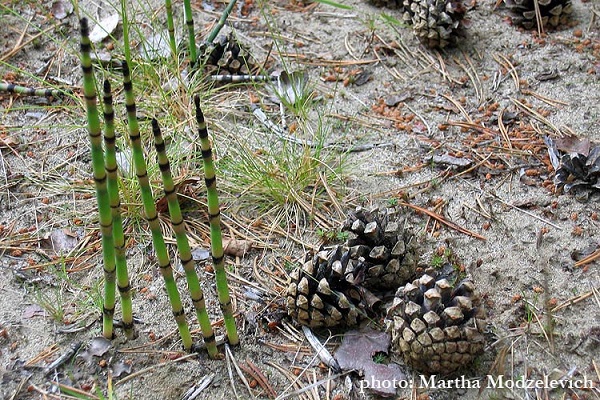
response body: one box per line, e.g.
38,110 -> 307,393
1,0 -> 599,399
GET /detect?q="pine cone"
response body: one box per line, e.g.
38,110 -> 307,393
386,272 -> 486,374
365,0 -> 405,8
200,33 -> 258,76
286,246 -> 365,329
342,206 -> 419,290
366,0 -> 467,48
504,0 -> 573,30
408,0 -> 467,48
286,206 -> 419,328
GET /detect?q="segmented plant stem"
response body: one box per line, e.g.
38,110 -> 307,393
80,18 -> 116,339
193,95 -> 239,345
121,61 -> 193,350
151,119 -> 219,357
102,80 -> 135,339
206,0 -> 238,43
0,82 -> 64,97
183,0 -> 197,67
163,0 -> 177,58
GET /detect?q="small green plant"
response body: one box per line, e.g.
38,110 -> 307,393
372,351 -> 389,364
33,288 -> 65,323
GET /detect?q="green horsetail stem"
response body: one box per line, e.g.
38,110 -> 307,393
183,0 -> 197,67
193,95 -> 239,346
0,82 -> 67,97
121,61 -> 193,350
80,18 -> 117,339
205,0 -> 238,44
151,119 -> 219,358
163,0 -> 177,59
102,80 -> 135,339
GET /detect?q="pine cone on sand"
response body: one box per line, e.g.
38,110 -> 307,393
367,0 -> 468,49
504,0 -> 573,30
386,272 -> 486,374
286,206 -> 419,329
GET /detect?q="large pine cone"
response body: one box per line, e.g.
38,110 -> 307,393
504,0 -> 573,30
199,33 -> 258,76
386,272 -> 486,374
286,207 -> 419,328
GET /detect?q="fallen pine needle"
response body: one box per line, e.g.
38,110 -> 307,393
551,287 -> 600,313
574,248 -> 600,267
398,201 -> 487,240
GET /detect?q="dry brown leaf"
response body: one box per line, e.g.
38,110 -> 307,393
223,239 -> 252,258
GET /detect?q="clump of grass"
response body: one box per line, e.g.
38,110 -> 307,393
218,117 -> 347,235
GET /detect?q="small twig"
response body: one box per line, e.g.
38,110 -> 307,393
224,345 -> 240,400
274,372 -> 345,400
521,89 -> 568,107
53,382 -> 100,400
461,180 -> 563,230
551,287 -> 600,313
498,108 -> 512,149
252,106 -> 392,153
239,360 -> 277,399
1,24 -> 56,62
43,341 -> 82,375
510,98 -> 562,135
266,361 -> 312,400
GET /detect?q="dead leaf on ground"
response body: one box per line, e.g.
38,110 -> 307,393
554,135 -> 591,156
51,0 -> 73,19
22,304 -> 45,319
191,247 -> 211,261
42,229 -> 79,253
112,361 -> 132,378
0,135 -> 20,149
78,336 -> 112,362
223,238 -> 252,257
335,326 -> 406,397
89,14 -> 120,43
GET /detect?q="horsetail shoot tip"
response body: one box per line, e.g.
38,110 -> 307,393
194,95 -> 239,346
80,17 -> 117,339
